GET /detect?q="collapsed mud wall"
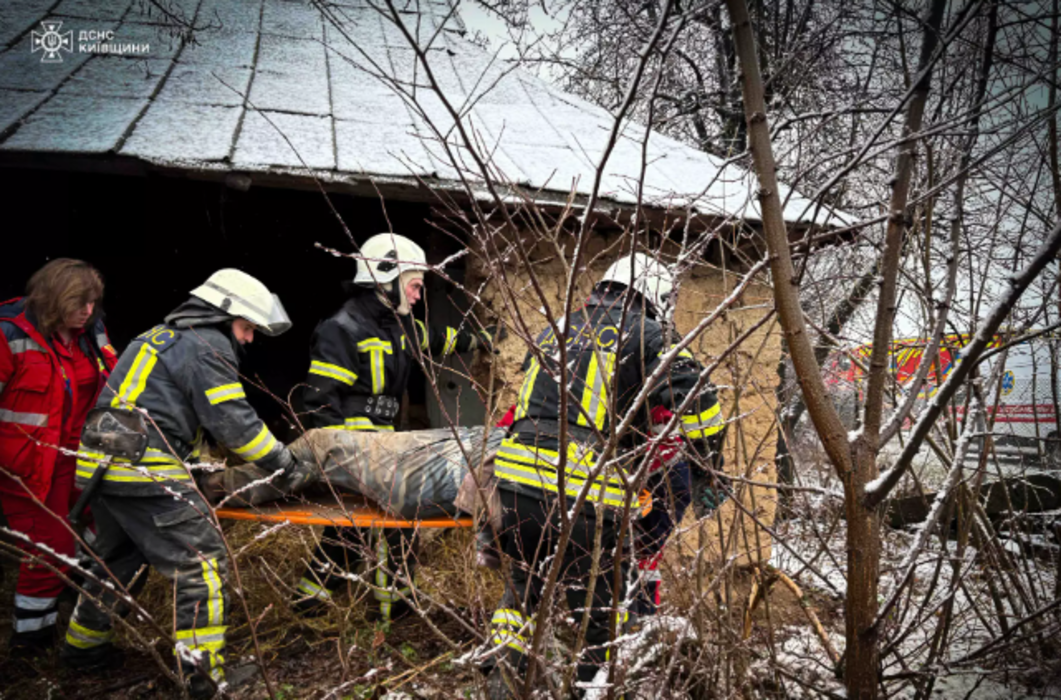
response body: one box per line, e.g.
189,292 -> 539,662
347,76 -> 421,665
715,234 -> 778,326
467,231 -> 781,566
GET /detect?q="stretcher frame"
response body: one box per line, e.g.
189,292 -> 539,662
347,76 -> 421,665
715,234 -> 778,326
215,493 -> 474,529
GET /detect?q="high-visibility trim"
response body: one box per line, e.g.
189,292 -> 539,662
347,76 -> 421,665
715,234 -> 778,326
15,611 -> 58,633
443,327 -> 458,356
577,351 -> 616,430
110,343 -> 159,409
494,438 -> 632,509
344,416 -> 394,431
175,626 -> 226,680
491,609 -> 535,635
205,382 -> 246,405
0,408 -> 48,427
202,559 -> 224,627
514,358 -> 541,421
297,577 -> 332,601
65,620 -> 114,649
231,424 -> 278,462
414,319 -> 430,350
680,402 -> 724,439
8,338 -> 45,355
15,594 -> 56,611
76,445 -> 188,483
308,360 -> 357,386
663,344 -> 694,360
358,338 -> 392,394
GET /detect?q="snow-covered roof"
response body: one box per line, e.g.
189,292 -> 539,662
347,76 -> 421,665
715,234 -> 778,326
0,0 -> 855,227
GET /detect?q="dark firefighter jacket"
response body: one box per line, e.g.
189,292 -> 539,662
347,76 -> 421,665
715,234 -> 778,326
0,298 -> 118,499
495,288 -> 724,511
303,291 -> 482,431
76,300 -> 297,496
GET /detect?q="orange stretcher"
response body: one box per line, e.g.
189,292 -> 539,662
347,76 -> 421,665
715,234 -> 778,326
215,494 -> 474,529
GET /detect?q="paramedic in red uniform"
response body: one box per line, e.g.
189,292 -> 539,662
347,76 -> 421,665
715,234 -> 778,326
0,259 -> 118,656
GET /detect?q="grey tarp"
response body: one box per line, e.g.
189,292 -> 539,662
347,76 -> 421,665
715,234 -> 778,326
202,427 -> 503,523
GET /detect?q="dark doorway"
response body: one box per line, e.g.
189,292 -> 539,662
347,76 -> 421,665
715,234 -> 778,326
0,167 -> 480,437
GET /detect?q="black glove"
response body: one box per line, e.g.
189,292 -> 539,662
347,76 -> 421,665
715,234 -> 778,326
273,450 -> 316,494
690,468 -> 731,518
477,324 -> 506,354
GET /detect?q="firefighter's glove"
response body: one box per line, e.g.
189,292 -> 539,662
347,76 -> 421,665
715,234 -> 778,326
691,468 -> 731,518
274,451 -> 317,494
477,324 -> 506,354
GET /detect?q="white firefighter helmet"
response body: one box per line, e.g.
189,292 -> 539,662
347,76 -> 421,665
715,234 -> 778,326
190,269 -> 292,336
600,253 -> 676,318
353,233 -> 430,286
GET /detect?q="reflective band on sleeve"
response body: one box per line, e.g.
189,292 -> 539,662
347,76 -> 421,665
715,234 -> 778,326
514,358 -> 541,421
663,344 -> 694,360
205,383 -> 246,405
681,402 -> 724,439
443,327 -> 458,356
65,620 -> 114,649
8,338 -> 45,355
202,559 -> 224,627
308,360 -> 357,386
231,425 -> 278,462
0,408 -> 48,427
358,339 -> 392,395
414,319 -> 429,350
577,351 -> 616,430
110,343 -> 159,409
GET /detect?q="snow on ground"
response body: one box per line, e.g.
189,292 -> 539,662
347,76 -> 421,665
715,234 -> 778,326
766,463 -> 1060,699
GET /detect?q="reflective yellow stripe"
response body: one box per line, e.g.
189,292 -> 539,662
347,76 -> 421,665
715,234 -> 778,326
232,425 -> 277,462
110,343 -> 158,409
308,360 -> 357,386
297,577 -> 332,600
514,358 -> 541,421
681,402 -> 724,439
443,327 -> 458,355
202,559 -> 223,627
358,339 -> 392,394
343,416 -> 394,431
65,620 -> 114,649
175,626 -> 226,679
205,382 -> 246,405
76,444 -> 189,483
577,351 -> 616,429
494,438 -> 628,508
663,344 -> 694,360
414,319 -> 429,350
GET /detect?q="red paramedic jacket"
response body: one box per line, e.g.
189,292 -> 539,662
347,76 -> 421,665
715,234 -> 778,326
0,298 -> 118,500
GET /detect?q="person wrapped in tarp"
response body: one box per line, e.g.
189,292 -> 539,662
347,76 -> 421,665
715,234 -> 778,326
201,425 -> 505,526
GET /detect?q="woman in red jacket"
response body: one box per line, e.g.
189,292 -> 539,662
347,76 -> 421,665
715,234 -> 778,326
0,259 -> 117,656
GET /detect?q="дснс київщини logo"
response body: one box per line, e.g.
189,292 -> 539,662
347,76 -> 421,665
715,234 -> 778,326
31,21 -> 73,63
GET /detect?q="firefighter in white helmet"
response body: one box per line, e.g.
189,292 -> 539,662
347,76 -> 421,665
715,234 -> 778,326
482,252 -> 727,698
294,233 -> 500,621
61,269 -> 303,697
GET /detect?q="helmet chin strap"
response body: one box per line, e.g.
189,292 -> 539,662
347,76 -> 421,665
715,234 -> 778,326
375,271 -> 424,316
376,280 -> 409,315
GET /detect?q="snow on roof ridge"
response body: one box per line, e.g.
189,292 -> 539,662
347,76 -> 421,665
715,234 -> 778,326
0,0 -> 857,227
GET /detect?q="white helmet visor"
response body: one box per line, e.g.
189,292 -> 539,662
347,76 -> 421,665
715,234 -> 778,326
258,294 -> 292,336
